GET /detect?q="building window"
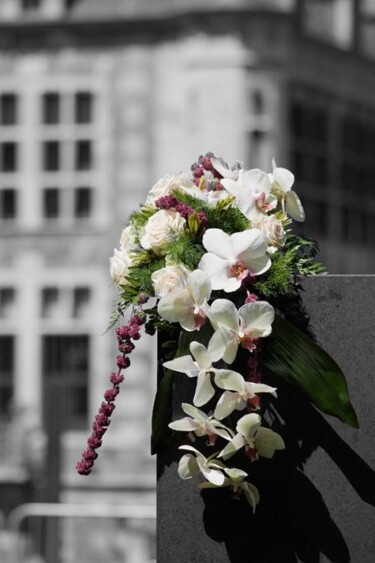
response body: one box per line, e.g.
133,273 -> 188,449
43,141 -> 60,171
0,142 -> 17,172
43,188 -> 60,219
73,287 -> 91,318
302,0 -> 354,49
42,93 -> 60,125
0,288 -> 16,319
75,92 -> 93,124
41,287 -> 60,318
74,187 -> 92,218
0,189 -> 17,219
21,0 -> 41,11
75,140 -> 92,171
42,335 -> 89,429
0,336 -> 14,415
0,94 -> 17,126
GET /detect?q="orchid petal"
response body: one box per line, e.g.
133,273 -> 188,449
196,457 -> 225,486
193,372 -> 215,407
245,381 -> 277,397
211,422 -> 234,441
218,433 -> 246,460
236,413 -> 261,443
211,157 -> 240,180
214,369 -> 246,393
240,169 -> 272,194
202,229 -> 233,259
242,482 -> 260,512
209,327 -> 238,364
169,418 -> 199,432
272,166 -> 294,192
237,228 -> 268,260
178,454 -> 199,479
285,190 -> 305,222
255,427 -> 285,458
181,403 -> 207,424
239,301 -> 275,338
214,391 -> 244,420
163,355 -> 198,377
198,253 -> 231,290
188,270 -> 212,306
210,299 -> 239,332
223,467 -> 248,482
190,341 -> 213,370
158,291 -> 196,331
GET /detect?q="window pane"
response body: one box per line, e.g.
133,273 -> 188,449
0,336 -> 14,414
75,92 -> 93,124
75,140 -> 92,171
302,0 -> 354,49
0,94 -> 17,126
73,287 -> 91,318
43,141 -> 60,171
22,0 -> 41,10
43,335 -> 89,429
1,142 -> 17,172
74,187 -> 92,218
0,288 -> 16,318
0,189 -> 17,219
42,93 -> 60,125
43,188 -> 60,218
41,287 -> 60,317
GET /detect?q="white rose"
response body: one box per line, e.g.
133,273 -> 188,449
140,209 -> 186,255
109,248 -> 132,285
151,264 -> 191,299
146,174 -> 195,204
253,216 -> 286,252
120,225 -> 137,251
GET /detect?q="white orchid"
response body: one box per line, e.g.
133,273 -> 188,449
163,340 -> 222,407
214,370 -> 277,420
157,269 -> 211,331
208,299 -> 275,364
178,445 -> 226,486
219,413 -> 285,461
211,156 -> 242,180
220,168 -> 277,221
198,228 -> 271,293
200,466 -> 260,511
269,160 -> 305,222
169,403 -> 233,445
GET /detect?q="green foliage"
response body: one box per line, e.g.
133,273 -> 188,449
173,189 -> 250,234
120,258 -> 166,307
252,248 -> 297,298
130,205 -> 155,234
166,233 -> 205,270
261,315 -> 359,428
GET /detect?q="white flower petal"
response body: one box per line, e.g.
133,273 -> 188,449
181,403 -> 207,423
188,270 -> 212,306
245,382 -> 277,397
169,417 -> 199,432
285,190 -> 305,222
210,299 -> 239,332
190,341 -> 212,370
219,433 -> 246,460
178,454 -> 199,480
214,391 -> 243,420
223,467 -> 248,482
241,169 -> 272,194
196,458 -> 225,486
231,229 -> 266,258
239,301 -> 275,338
242,482 -> 260,512
193,372 -> 215,407
272,166 -> 294,193
202,229 -> 233,259
209,328 -> 238,364
236,413 -> 261,444
255,427 -> 285,458
198,253 -> 230,290
214,370 -> 246,393
163,355 -> 198,377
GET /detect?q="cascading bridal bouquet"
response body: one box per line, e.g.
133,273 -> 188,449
76,152 -> 358,511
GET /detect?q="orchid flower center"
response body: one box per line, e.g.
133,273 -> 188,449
245,445 -> 258,462
193,305 -> 206,330
229,260 -> 249,281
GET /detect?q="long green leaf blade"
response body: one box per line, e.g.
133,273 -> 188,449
261,315 -> 359,428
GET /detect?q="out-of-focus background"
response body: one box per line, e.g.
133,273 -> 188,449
0,1 -> 375,561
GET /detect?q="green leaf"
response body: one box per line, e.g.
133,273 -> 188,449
260,315 -> 359,428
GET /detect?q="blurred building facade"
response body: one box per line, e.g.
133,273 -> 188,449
1,0 -> 375,555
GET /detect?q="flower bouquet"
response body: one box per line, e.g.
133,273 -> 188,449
76,152 -> 358,511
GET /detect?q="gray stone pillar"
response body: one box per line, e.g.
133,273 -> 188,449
157,276 -> 375,562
